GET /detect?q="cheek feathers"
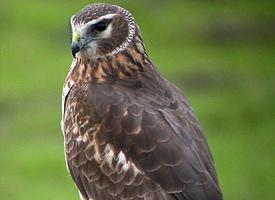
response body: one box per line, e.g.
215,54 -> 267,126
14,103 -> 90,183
95,17 -> 130,55
100,24 -> 113,39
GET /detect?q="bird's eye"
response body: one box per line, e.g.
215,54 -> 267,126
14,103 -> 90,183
93,21 -> 108,32
91,18 -> 112,33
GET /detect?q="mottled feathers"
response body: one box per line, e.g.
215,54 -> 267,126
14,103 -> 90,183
62,3 -> 222,200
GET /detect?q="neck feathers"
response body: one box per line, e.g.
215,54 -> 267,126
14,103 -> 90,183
67,34 -> 152,84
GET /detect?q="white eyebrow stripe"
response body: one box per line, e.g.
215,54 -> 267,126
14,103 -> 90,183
87,13 -> 116,26
71,13 -> 116,33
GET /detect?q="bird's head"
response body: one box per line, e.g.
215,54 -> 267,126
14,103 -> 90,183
70,3 -> 137,59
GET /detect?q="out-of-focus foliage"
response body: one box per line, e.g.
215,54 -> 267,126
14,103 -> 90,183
0,0 -> 274,199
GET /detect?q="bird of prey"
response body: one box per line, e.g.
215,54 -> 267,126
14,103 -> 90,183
61,3 -> 223,200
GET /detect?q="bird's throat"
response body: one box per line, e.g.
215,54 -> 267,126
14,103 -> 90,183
66,41 -> 151,85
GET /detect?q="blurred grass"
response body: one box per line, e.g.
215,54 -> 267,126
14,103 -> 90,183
0,0 -> 275,199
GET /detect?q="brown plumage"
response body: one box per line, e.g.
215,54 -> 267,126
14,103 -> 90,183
61,3 -> 223,200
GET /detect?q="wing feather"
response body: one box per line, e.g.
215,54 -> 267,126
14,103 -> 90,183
87,81 -> 222,200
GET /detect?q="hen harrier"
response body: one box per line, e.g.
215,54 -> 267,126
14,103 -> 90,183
61,3 -> 223,200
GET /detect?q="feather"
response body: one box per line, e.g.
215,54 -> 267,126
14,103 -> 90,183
62,3 -> 223,200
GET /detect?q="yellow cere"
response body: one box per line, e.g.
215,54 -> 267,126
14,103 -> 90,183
72,32 -> 80,43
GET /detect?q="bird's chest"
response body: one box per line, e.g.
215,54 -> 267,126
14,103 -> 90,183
62,84 -> 129,179
62,84 -> 99,162
61,85 -> 160,199
62,84 -> 94,139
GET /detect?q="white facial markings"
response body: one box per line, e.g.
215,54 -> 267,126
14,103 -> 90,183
69,6 -> 136,58
83,13 -> 116,30
70,14 -> 117,58
84,42 -> 98,57
70,13 -> 116,39
100,23 -> 113,38
107,6 -> 136,56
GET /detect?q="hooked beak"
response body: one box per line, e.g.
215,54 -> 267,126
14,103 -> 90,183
71,42 -> 80,58
71,31 -> 81,58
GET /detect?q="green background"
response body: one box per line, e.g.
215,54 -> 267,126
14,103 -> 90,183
1,0 -> 274,199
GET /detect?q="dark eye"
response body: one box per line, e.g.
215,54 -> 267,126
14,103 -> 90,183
93,21 -> 108,32
91,18 -> 112,32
